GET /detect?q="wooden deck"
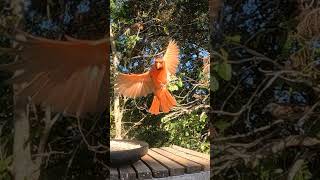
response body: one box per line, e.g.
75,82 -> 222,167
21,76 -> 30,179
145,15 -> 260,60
109,145 -> 210,180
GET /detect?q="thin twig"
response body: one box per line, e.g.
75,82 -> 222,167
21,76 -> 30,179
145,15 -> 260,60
212,119 -> 284,142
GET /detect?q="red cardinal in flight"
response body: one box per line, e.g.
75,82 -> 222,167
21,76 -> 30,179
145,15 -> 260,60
0,31 -> 109,117
115,40 -> 179,115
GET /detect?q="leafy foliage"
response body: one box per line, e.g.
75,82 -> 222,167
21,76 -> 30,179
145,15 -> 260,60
161,112 -> 209,153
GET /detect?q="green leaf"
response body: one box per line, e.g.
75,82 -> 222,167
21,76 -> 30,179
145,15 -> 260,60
168,84 -> 179,91
199,112 -> 207,122
220,48 -> 229,61
210,75 -> 219,92
215,120 -> 231,132
213,64 -> 219,72
217,62 -> 232,81
225,35 -> 241,43
177,78 -> 183,87
0,156 -> 12,172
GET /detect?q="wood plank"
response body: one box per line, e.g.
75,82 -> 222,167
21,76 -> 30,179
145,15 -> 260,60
132,160 -> 152,179
119,165 -> 136,180
171,145 -> 210,160
161,147 -> 210,171
109,167 -> 119,180
152,171 -> 210,180
152,148 -> 202,174
141,154 -> 169,178
148,149 -> 185,176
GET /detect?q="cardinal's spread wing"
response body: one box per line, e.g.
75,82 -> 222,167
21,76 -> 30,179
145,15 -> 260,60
0,32 -> 109,117
163,40 -> 179,75
115,72 -> 154,98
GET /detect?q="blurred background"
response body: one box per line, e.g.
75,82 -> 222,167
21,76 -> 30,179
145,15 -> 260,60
210,0 -> 320,179
0,0 -> 108,179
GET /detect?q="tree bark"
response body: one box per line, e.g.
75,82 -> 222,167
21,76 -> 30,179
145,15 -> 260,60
10,1 -> 35,179
13,103 -> 33,180
110,26 -> 123,139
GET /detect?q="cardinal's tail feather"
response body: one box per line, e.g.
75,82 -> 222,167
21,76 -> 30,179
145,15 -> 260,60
157,89 -> 169,113
149,96 -> 160,115
164,89 -> 177,106
149,88 -> 176,115
160,88 -> 176,113
160,94 -> 170,113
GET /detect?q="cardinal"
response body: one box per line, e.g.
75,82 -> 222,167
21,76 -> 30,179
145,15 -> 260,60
0,31 -> 109,117
115,40 -> 179,115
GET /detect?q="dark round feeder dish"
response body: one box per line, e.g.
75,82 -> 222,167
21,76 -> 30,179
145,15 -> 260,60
110,139 -> 149,167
